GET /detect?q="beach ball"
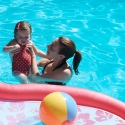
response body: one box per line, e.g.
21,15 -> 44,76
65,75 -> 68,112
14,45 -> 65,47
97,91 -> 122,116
39,92 -> 77,125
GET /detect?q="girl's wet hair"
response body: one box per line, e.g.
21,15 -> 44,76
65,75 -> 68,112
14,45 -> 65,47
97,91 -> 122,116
58,37 -> 82,75
14,21 -> 32,38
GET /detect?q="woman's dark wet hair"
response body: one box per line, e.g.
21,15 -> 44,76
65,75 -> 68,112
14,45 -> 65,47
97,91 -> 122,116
58,37 -> 82,75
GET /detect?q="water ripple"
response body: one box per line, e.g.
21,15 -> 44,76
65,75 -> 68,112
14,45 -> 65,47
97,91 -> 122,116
0,5 -> 7,13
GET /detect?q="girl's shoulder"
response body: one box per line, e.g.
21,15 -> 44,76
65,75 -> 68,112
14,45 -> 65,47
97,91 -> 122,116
7,39 -> 17,46
10,39 -> 16,42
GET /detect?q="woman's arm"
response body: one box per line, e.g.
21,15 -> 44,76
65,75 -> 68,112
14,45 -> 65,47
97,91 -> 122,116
31,67 -> 72,83
28,47 -> 39,74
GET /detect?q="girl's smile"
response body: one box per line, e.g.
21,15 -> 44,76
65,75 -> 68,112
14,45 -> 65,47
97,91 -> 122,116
15,30 -> 30,45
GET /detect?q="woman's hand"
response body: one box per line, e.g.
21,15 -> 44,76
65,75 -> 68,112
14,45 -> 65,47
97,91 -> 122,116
29,73 -> 43,83
26,42 -> 33,49
27,44 -> 35,57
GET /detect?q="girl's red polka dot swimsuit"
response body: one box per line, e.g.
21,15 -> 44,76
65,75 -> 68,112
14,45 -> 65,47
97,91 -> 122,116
12,44 -> 31,75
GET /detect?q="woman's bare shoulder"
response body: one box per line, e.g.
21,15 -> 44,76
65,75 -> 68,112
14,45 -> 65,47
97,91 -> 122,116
54,62 -> 72,76
37,58 -> 52,67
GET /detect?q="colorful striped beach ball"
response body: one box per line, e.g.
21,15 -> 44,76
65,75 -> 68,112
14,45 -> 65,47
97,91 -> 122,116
39,92 -> 77,125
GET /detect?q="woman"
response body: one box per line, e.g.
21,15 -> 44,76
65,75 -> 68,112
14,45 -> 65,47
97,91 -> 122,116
29,36 -> 82,85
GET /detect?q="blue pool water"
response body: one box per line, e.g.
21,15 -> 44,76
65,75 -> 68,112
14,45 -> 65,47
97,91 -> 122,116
0,0 -> 125,102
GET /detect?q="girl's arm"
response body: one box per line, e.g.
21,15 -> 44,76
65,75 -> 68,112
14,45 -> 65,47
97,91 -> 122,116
32,44 -> 51,59
37,58 -> 51,67
3,40 -> 20,53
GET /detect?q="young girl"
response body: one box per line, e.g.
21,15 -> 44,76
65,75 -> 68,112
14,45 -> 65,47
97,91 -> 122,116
3,21 -> 49,84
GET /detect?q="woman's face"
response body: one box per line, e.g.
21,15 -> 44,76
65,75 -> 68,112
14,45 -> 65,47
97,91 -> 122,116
47,39 -> 61,59
15,30 -> 30,45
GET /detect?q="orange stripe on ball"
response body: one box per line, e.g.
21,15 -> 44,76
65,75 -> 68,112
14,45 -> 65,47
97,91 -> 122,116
40,101 -> 62,125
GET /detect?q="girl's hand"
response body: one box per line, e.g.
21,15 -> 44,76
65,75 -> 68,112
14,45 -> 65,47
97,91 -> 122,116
11,44 -> 21,54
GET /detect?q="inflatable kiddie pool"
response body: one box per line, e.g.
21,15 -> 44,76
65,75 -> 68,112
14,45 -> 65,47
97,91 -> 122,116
0,82 -> 125,125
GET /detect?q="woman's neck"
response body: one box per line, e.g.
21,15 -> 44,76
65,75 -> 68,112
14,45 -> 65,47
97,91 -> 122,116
52,59 -> 65,70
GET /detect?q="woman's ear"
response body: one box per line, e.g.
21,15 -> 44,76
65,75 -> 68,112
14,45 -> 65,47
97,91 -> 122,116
59,55 -> 65,59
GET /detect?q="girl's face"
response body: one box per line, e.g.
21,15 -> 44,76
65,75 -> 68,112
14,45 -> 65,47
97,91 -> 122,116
15,30 -> 30,45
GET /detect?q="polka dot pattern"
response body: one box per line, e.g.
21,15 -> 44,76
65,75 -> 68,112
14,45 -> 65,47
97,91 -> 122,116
12,44 -> 31,75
